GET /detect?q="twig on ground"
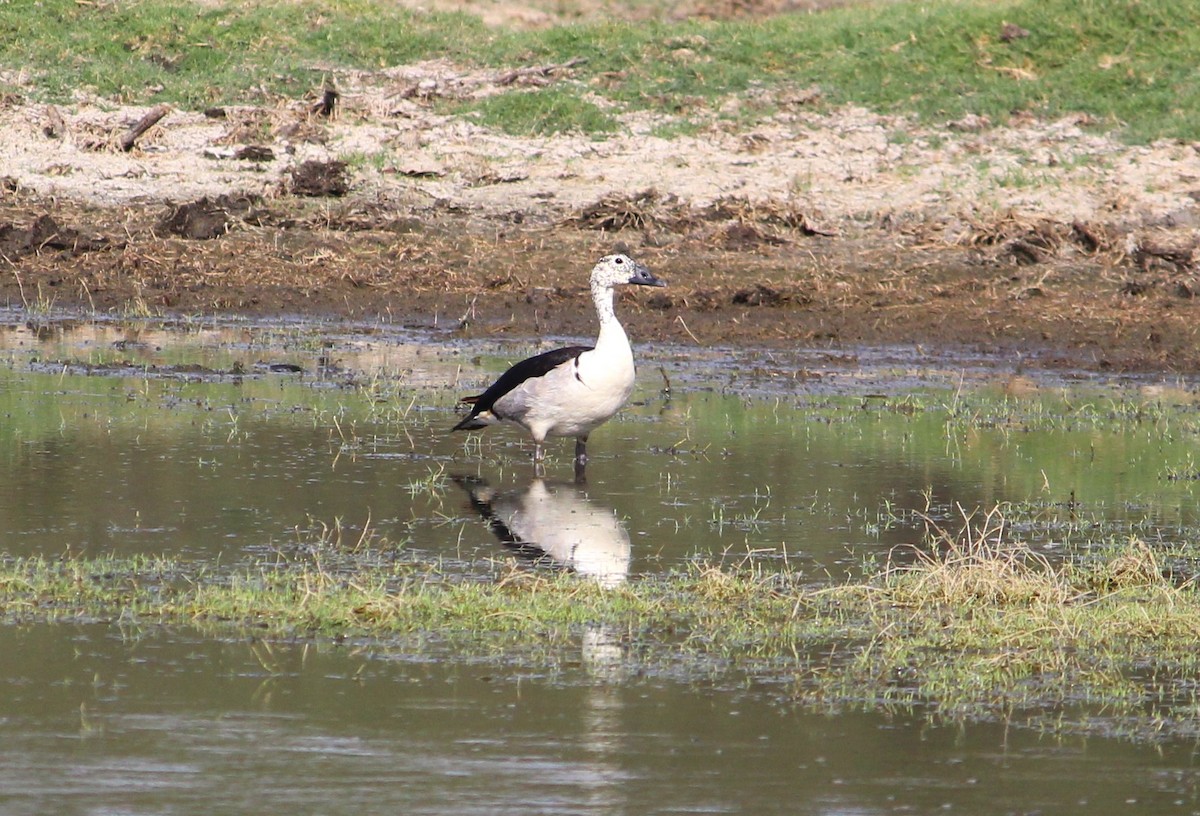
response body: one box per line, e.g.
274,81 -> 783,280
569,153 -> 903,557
496,57 -> 587,86
120,104 -> 170,152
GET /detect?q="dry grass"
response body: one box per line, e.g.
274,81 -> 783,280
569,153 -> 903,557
882,504 -> 1075,607
565,188 -> 829,239
801,503 -> 1200,734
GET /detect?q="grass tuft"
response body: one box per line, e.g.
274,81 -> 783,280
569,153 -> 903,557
880,504 -> 1073,607
456,88 -> 620,137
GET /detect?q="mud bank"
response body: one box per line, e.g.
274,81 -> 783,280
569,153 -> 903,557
3,86 -> 1200,372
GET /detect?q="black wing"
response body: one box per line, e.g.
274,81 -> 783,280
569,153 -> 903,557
452,345 -> 592,431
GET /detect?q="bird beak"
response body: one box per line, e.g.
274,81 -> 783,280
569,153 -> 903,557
629,262 -> 666,287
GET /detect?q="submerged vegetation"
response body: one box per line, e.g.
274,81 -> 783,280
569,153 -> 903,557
1,0 -> 1199,141
4,506 -> 1200,742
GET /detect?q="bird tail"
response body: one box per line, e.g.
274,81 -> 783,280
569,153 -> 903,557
452,393 -> 496,431
452,414 -> 488,432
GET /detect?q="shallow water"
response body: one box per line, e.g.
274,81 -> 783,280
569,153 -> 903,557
3,317 -> 1200,578
4,315 -> 1200,813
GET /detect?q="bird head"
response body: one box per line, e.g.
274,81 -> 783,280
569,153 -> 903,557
590,254 -> 666,289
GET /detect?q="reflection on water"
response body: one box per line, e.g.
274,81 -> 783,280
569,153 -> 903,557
3,326 -> 1200,578
0,314 -> 456,387
6,316 -> 1200,813
454,476 -> 632,586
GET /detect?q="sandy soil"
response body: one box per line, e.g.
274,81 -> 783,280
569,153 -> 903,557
3,52 -> 1200,373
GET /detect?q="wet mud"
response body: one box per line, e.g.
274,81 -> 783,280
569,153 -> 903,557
2,185 -> 1199,374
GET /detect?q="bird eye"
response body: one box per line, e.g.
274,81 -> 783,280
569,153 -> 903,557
614,257 -> 624,264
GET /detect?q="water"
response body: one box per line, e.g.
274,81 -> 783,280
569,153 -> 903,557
3,624 -> 1200,816
4,320 -> 1199,575
3,315 -> 1200,813
2,624 -> 1199,815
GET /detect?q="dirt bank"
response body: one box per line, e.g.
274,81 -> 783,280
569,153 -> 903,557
2,67 -> 1200,373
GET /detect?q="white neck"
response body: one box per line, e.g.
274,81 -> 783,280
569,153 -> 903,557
591,281 -> 630,351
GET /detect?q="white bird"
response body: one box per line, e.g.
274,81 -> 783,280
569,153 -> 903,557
452,253 -> 665,468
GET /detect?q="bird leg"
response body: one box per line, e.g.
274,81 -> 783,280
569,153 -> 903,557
573,438 -> 588,483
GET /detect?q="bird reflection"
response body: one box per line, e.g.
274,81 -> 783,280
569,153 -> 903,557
453,476 -> 631,587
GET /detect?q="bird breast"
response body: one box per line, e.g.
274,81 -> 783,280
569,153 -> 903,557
570,345 -> 635,414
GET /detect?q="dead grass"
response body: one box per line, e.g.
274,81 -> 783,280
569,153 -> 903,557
874,504 -> 1184,607
882,505 -> 1074,607
565,188 -> 830,239
804,504 -> 1200,733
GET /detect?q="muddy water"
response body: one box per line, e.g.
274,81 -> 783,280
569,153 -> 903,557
4,316 -> 1200,812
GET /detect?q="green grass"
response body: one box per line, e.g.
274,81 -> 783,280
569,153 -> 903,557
457,88 -> 621,137
2,0 -> 1199,141
5,509 -> 1200,742
0,0 -> 483,106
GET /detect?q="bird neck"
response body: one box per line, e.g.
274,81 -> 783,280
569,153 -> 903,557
591,280 -> 616,324
591,282 -> 629,351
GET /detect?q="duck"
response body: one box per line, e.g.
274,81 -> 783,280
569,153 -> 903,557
452,253 -> 665,468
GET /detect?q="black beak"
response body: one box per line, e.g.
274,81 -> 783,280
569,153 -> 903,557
629,262 -> 667,287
